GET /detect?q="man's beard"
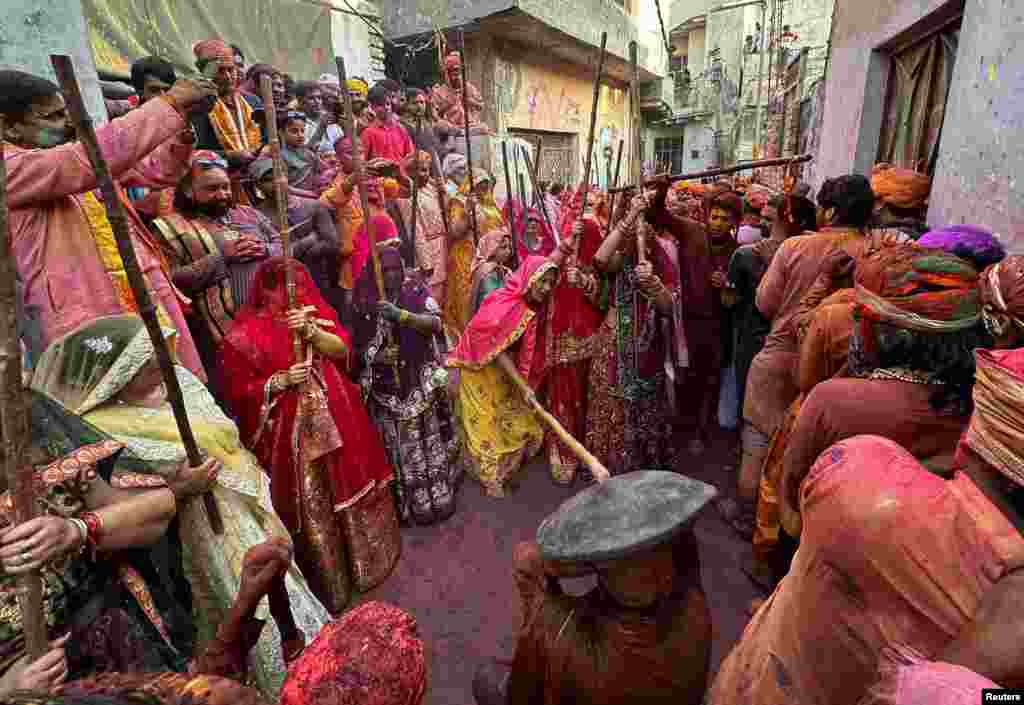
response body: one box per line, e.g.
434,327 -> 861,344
194,199 -> 232,219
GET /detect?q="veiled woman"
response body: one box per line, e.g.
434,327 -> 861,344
350,246 -> 459,526
445,169 -> 505,335
31,315 -> 331,697
468,228 -> 514,315
219,258 -> 401,610
0,391 -> 192,693
447,253 -> 564,497
515,209 -> 557,264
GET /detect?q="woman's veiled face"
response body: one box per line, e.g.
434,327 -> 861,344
494,235 -> 513,265
526,268 -> 558,305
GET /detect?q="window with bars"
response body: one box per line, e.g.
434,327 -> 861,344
654,136 -> 685,174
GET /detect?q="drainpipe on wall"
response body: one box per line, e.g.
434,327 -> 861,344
752,0 -> 768,158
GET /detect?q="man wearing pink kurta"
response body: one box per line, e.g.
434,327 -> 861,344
1,69 -> 214,380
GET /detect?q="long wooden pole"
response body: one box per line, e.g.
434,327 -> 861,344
0,119 -> 48,660
579,32 -> 608,218
504,364 -> 609,483
603,138 -> 625,242
336,56 -> 399,385
500,141 -> 519,269
409,118 -> 423,274
609,154 -> 813,193
520,145 -> 557,245
458,33 -> 480,245
259,75 -> 302,362
50,55 -> 223,534
530,136 -> 544,208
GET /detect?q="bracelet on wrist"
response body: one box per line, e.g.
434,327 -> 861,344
77,511 -> 103,557
67,517 -> 88,556
398,309 -> 411,325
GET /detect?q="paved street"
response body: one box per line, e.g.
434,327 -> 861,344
365,431 -> 760,705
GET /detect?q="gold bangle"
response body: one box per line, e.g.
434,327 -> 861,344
398,309 -> 411,325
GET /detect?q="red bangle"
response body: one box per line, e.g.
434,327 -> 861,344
78,511 -> 104,553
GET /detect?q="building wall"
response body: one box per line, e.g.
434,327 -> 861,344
928,0 -> 1024,250
493,46 -> 634,185
644,119 -> 715,174
812,0 -> 949,189
814,0 -> 1023,249
1,0 -> 105,123
331,0 -> 385,83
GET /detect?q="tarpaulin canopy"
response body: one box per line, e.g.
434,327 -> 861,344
83,0 -> 335,81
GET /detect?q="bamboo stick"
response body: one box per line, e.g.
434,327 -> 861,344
336,56 -> 399,385
504,364 -> 609,483
608,154 -> 813,193
500,141 -> 519,269
579,32 -> 608,218
409,118 -> 422,274
0,117 -> 48,660
50,55 -> 223,534
458,33 -> 480,245
259,75 -> 302,362
603,139 -> 625,242
520,145 -> 557,245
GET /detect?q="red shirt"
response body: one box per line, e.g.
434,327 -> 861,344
361,119 -> 414,163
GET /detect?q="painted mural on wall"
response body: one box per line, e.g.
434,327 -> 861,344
495,53 -> 629,185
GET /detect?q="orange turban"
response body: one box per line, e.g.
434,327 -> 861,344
193,38 -> 234,67
870,162 -> 931,210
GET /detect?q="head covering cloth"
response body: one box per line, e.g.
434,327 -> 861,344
346,78 -> 369,97
918,225 -> 1006,270
870,162 -> 931,210
978,255 -> 1024,339
442,153 -> 467,181
281,601 -> 426,705
193,39 -> 235,68
447,255 -> 557,375
965,347 -> 1024,488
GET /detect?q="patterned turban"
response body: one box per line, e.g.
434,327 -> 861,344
854,243 -> 981,334
918,224 -> 1006,270
345,78 -> 368,97
979,255 -> 1024,338
280,602 -> 426,705
870,162 -> 931,210
193,38 -> 234,68
966,347 -> 1024,488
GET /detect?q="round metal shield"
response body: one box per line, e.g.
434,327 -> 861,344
536,471 -> 717,563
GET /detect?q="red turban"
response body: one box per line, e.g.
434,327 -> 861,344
193,38 -> 234,67
870,162 -> 931,210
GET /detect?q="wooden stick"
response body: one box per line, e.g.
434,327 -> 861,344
458,34 -> 480,245
336,56 -> 399,385
579,32 -> 608,218
603,139 -> 625,242
520,145 -> 557,245
0,118 -> 48,660
500,141 -> 519,269
431,151 -> 452,239
50,55 -> 223,534
609,154 -> 813,193
629,41 -> 641,187
259,75 -> 302,362
504,364 -> 609,483
530,136 -> 544,208
409,139 -> 423,275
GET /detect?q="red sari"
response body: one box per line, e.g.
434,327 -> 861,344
541,212 -> 605,483
219,258 -> 400,612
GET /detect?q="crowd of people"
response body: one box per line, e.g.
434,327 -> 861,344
0,30 -> 1020,705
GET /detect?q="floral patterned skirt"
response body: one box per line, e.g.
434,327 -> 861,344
369,397 -> 461,526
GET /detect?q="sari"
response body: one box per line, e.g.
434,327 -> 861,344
220,259 -> 401,608
540,214 -> 605,484
351,248 -> 459,526
31,315 -> 331,697
444,171 -> 505,336
516,209 -> 557,264
446,256 -> 553,496
469,228 -> 512,315
585,237 -> 678,475
0,391 -> 191,681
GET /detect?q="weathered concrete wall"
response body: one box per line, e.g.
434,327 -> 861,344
644,118 -> 715,174
331,0 -> 384,83
812,0 -> 949,190
670,0 -> 716,28
494,46 -> 633,176
0,0 -> 105,122
928,0 -> 1024,250
380,0 -> 515,40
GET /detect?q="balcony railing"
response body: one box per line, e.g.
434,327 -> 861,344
672,73 -> 714,116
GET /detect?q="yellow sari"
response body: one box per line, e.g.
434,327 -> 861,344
444,170 -> 505,336
31,316 -> 330,697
